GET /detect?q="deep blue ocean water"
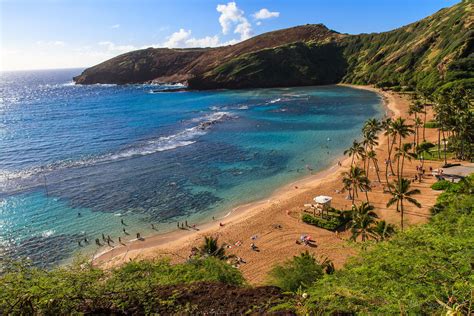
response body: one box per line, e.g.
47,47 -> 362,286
0,69 -> 384,267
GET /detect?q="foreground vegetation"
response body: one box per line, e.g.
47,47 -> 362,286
2,175 -> 471,314
0,257 -> 246,314
274,175 -> 473,314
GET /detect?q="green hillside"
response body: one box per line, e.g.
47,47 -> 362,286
190,0 -> 473,93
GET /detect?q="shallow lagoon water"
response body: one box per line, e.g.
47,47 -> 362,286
0,69 -> 384,267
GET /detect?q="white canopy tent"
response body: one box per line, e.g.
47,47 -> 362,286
312,195 -> 332,215
313,195 -> 332,204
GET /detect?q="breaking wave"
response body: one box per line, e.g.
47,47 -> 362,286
0,111 -> 235,185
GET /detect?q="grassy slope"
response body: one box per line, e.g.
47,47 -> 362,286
191,0 -> 473,93
297,175 -> 474,314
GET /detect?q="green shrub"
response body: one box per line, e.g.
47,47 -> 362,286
424,121 -> 439,128
302,174 -> 474,314
268,251 -> 325,292
417,141 -> 435,151
431,180 -> 452,190
0,257 -> 244,314
302,211 -> 349,231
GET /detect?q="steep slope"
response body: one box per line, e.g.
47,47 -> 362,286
341,0 -> 473,92
73,24 -> 342,84
74,1 -> 473,92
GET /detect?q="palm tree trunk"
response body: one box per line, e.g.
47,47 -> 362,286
373,159 -> 381,182
401,154 -> 405,180
442,128 -> 447,166
437,129 -> 441,159
416,126 -> 419,147
366,159 -> 370,179
400,199 -> 404,231
351,186 -> 355,204
423,105 -> 427,141
365,190 -> 369,203
388,135 -> 396,174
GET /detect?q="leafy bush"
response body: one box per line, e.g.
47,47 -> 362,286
301,174 -> 474,314
424,121 -> 439,128
0,257 -> 244,314
268,251 -> 327,292
431,180 -> 452,190
302,211 -> 350,231
417,141 -> 435,151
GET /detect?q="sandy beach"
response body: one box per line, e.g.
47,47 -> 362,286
93,85 -> 444,285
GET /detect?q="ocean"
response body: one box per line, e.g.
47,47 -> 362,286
0,68 -> 384,267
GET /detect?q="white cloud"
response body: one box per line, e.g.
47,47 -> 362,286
256,21 -> 262,26
36,40 -> 66,47
98,41 -> 136,53
186,35 -> 220,47
162,28 -> 220,48
253,8 -> 280,20
162,28 -> 192,47
216,2 -> 252,40
111,24 -> 120,29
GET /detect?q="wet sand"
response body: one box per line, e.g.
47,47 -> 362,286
93,85 -> 443,285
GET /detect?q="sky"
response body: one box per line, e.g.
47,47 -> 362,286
0,0 -> 460,71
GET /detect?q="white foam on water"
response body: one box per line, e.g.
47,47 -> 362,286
41,229 -> 55,238
0,111 -> 236,185
268,98 -> 281,104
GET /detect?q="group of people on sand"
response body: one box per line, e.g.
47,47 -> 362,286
79,218 -> 154,248
177,220 -> 198,230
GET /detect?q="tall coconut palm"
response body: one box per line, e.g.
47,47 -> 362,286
342,166 -> 371,204
362,118 -> 382,137
347,202 -> 378,242
394,143 -> 416,179
408,100 -> 423,122
413,117 -> 423,148
366,150 -> 381,182
362,132 -> 379,173
391,118 -> 414,174
344,140 -> 365,166
382,118 -> 397,178
386,178 -> 421,230
391,117 -> 414,151
417,89 -> 431,142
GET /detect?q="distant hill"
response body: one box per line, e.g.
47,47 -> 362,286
74,0 -> 473,93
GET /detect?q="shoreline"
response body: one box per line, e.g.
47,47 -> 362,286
93,84 -> 391,263
93,84 -> 442,284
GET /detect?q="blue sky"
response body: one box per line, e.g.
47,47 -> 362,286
1,0 -> 460,71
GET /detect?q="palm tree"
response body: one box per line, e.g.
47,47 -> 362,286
362,118 -> 382,137
372,220 -> 396,241
391,117 -> 414,151
394,143 -> 416,179
382,118 -> 397,179
391,118 -> 414,176
417,89 -> 430,142
408,100 -> 423,122
344,140 -> 365,166
366,150 -> 381,182
347,202 -> 378,242
198,236 -> 228,259
413,117 -> 423,148
342,166 -> 371,204
386,178 -> 421,230
362,132 -> 379,174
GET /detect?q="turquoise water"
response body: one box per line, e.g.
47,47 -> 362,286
0,69 -> 384,267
